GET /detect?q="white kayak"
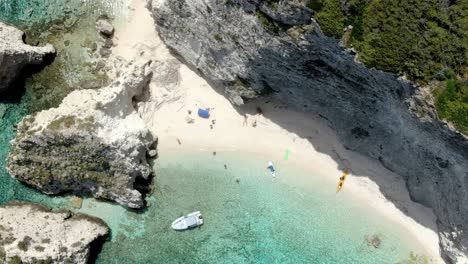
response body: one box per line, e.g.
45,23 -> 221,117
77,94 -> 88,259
171,211 -> 204,231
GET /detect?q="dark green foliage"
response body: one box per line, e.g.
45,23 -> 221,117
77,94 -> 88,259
343,0 -> 368,41
313,0 -> 467,82
434,79 -> 468,133
269,1 -> 278,9
306,0 -> 323,11
314,0 -> 344,38
312,0 -> 467,132
7,256 -> 22,264
213,34 -> 223,42
7,133 -> 121,193
357,0 -> 467,83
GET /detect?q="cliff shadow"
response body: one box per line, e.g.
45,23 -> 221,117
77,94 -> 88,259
236,99 -> 440,233
163,41 -> 443,239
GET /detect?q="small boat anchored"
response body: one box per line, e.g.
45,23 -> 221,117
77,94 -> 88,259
267,161 -> 276,177
171,211 -> 204,231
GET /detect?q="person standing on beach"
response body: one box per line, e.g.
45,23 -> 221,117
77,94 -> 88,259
243,114 -> 248,126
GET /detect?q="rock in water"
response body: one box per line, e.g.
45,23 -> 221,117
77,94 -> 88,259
96,19 -> 114,37
0,201 -> 109,264
7,61 -> 156,209
150,0 -> 468,261
365,234 -> 382,249
0,21 -> 55,93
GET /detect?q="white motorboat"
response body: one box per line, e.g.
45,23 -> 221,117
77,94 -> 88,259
171,211 -> 204,231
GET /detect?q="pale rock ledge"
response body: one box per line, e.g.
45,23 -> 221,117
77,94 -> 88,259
0,201 -> 109,264
6,61 -> 156,209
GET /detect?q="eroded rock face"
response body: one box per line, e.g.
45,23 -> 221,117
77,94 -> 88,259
96,19 -> 114,37
7,61 -> 156,208
150,0 -> 468,262
0,201 -> 108,264
0,21 -> 55,93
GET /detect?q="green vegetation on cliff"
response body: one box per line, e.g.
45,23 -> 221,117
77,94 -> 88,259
312,0 -> 344,38
310,0 -> 467,133
434,79 -> 468,132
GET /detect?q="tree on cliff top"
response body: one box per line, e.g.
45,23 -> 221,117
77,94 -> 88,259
311,0 -> 467,133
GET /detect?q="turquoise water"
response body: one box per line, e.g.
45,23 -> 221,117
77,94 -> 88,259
0,2 -> 431,263
0,0 -> 127,207
78,150 -> 429,264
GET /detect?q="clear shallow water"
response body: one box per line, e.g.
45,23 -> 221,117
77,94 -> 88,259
0,0 -> 128,207
79,150 -> 429,264
0,2 -> 431,263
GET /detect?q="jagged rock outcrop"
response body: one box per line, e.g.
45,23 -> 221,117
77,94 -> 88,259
0,21 -> 55,93
150,0 -> 468,262
96,19 -> 114,37
96,18 -> 114,58
0,201 -> 108,264
7,61 -> 156,209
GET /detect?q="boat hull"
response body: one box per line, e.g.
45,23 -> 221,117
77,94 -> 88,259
171,211 -> 204,231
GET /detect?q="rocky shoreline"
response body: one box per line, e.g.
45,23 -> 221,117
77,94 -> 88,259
6,61 -> 157,209
0,22 -> 55,94
0,0 -> 466,262
0,201 -> 109,264
150,0 -> 468,262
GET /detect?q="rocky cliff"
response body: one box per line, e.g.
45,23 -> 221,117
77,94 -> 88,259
0,21 -> 55,93
150,0 -> 468,262
0,201 -> 108,264
7,61 -> 157,209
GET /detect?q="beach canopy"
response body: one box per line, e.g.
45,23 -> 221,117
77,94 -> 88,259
198,108 -> 210,119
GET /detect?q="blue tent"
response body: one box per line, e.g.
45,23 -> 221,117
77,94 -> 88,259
198,108 -> 210,119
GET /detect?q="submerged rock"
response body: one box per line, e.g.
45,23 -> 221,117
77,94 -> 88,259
7,61 -> 156,209
0,201 -> 108,264
0,21 -> 56,93
150,0 -> 468,261
365,234 -> 382,249
96,19 -> 114,37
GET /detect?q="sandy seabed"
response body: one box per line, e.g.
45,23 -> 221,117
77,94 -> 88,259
109,0 -> 443,261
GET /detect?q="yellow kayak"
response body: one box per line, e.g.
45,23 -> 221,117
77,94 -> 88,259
336,169 -> 349,193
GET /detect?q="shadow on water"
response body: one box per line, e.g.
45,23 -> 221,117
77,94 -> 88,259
0,49 -> 56,104
88,234 -> 109,264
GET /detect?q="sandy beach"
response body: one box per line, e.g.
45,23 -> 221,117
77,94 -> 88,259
111,0 -> 443,261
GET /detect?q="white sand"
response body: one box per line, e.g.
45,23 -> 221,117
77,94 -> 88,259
111,0 -> 443,261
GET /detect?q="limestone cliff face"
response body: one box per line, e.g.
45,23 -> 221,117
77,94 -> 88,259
0,201 -> 108,264
150,0 -> 468,262
0,21 -> 55,93
7,61 -> 157,209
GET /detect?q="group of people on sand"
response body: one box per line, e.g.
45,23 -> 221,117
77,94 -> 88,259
186,104 -> 263,129
180,105 -> 265,184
